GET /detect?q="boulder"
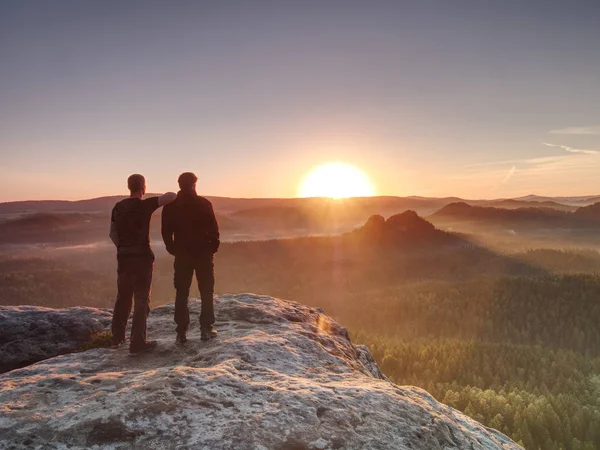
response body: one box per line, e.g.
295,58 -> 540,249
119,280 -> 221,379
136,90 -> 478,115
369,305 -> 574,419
0,294 -> 521,449
0,305 -> 111,373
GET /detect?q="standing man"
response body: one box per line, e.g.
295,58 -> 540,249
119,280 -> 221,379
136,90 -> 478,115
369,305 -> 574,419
110,174 -> 176,355
161,172 -> 220,343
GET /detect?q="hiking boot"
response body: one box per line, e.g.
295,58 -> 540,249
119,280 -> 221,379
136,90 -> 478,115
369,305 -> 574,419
176,332 -> 188,345
129,340 -> 157,356
110,337 -> 126,349
200,327 -> 218,341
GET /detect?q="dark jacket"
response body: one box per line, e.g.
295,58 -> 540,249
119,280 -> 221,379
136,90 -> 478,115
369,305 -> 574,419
111,196 -> 160,258
161,190 -> 220,257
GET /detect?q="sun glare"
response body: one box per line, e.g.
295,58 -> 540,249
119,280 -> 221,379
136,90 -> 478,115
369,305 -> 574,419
297,162 -> 376,199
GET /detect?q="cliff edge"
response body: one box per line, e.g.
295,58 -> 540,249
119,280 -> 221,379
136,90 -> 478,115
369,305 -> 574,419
0,294 -> 521,449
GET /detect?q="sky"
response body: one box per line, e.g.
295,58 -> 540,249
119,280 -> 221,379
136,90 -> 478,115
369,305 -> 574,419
1,0 -> 600,201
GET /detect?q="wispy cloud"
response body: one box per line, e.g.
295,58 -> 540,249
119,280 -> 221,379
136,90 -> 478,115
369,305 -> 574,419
542,142 -> 599,155
454,147 -> 600,184
448,138 -> 600,196
467,143 -> 598,170
550,125 -> 600,136
466,155 -> 575,169
501,166 -> 516,184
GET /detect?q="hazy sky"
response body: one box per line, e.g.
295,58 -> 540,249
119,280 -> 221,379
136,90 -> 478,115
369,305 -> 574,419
1,0 -> 600,201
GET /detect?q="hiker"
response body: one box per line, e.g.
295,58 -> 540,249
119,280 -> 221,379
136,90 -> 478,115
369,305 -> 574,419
161,172 -> 220,343
109,174 -> 176,355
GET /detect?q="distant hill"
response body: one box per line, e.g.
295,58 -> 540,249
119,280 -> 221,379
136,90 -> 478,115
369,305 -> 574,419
434,202 -> 566,220
483,199 -> 575,212
349,210 -> 464,247
0,213 -> 109,245
515,194 -> 600,206
3,193 -> 595,217
0,194 -> 460,217
3,194 -> 600,246
0,196 -> 470,244
431,201 -> 600,230
573,202 -> 600,220
0,212 -> 99,230
0,196 -> 132,214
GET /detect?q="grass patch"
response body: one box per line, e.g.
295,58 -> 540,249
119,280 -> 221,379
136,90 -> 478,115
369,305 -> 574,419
79,330 -> 113,351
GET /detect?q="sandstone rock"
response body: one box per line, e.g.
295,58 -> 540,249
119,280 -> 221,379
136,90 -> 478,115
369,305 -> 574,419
356,211 -> 443,246
0,305 -> 112,374
386,210 -> 436,234
363,214 -> 386,233
0,294 -> 521,449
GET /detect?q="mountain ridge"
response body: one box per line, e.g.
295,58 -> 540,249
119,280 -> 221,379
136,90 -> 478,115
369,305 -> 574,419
3,194 -> 597,215
431,201 -> 600,229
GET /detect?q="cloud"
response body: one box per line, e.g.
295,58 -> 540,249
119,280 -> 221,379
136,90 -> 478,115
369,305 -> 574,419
449,140 -> 600,196
501,166 -> 516,184
542,142 -> 599,155
550,126 -> 600,135
454,149 -> 600,183
454,142 -> 600,190
466,155 -> 567,168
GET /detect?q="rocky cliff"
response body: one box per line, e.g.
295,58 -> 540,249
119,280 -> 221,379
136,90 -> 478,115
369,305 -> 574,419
0,294 -> 521,449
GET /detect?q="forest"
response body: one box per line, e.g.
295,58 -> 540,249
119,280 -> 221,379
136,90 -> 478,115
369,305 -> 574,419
352,275 -> 600,450
1,214 -> 599,449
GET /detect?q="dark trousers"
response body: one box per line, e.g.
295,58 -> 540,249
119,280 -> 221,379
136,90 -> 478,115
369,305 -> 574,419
174,254 -> 215,333
112,255 -> 154,347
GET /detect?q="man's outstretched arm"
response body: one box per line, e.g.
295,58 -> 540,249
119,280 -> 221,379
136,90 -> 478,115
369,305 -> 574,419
158,192 -> 177,207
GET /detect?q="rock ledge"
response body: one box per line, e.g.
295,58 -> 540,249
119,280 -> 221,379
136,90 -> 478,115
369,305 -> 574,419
0,305 -> 111,373
0,294 -> 521,449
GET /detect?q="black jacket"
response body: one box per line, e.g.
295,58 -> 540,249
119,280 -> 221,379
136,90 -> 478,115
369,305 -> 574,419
111,196 -> 160,257
161,190 -> 220,257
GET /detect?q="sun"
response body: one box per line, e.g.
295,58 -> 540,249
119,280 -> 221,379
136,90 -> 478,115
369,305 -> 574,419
297,162 -> 376,199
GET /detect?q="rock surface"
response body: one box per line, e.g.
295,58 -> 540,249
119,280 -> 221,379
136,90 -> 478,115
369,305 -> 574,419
0,294 -> 522,450
0,305 -> 111,373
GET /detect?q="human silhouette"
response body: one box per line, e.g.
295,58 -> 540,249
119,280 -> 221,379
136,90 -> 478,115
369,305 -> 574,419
109,174 -> 176,354
161,172 -> 220,343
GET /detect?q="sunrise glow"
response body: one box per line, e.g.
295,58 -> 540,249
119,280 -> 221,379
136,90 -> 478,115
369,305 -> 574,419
297,162 -> 376,198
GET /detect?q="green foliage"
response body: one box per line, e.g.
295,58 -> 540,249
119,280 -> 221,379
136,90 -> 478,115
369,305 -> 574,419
79,331 -> 113,351
335,275 -> 600,356
353,334 -> 600,450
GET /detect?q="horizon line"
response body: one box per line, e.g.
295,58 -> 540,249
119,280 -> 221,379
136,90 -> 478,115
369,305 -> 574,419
2,192 -> 600,205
